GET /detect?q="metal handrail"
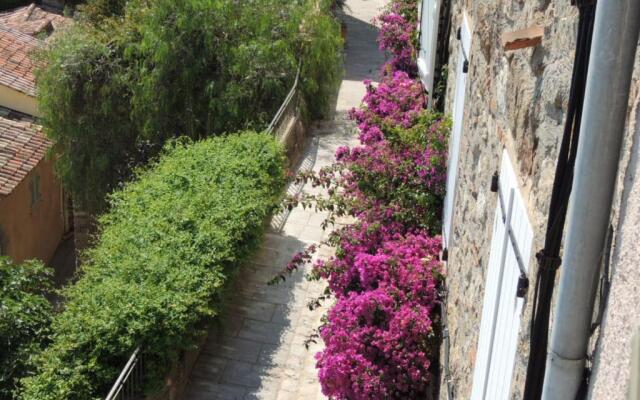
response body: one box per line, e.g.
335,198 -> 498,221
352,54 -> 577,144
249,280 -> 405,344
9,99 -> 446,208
105,61 -> 303,400
266,61 -> 302,136
105,347 -> 144,400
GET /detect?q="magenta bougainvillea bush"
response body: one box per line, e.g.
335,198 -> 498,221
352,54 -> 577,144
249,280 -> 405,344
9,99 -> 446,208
315,234 -> 442,398
375,0 -> 419,75
272,0 -> 451,398
349,71 -> 426,142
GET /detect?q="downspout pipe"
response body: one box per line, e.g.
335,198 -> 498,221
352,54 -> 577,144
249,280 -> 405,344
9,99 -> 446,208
542,1 -> 640,399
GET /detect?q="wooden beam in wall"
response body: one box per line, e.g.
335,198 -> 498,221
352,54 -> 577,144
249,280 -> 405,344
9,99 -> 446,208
502,25 -> 544,51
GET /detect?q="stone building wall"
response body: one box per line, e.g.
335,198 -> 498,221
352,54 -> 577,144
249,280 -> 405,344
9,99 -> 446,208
440,0 -> 640,398
587,51 -> 640,399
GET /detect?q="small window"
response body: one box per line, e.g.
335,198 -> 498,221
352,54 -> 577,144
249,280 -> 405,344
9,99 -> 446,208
0,226 -> 6,256
29,175 -> 42,207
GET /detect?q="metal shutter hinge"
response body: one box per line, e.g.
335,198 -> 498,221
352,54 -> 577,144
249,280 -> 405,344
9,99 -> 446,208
491,171 -> 499,192
517,274 -> 529,298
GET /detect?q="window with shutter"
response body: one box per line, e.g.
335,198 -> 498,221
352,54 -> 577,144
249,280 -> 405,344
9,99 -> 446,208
442,13 -> 471,247
0,226 -> 6,256
470,150 -> 534,400
29,174 -> 42,207
417,0 -> 441,100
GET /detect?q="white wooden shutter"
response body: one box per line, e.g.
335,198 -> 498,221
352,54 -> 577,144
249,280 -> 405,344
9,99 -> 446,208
417,0 -> 441,101
471,150 -> 534,400
442,13 -> 471,247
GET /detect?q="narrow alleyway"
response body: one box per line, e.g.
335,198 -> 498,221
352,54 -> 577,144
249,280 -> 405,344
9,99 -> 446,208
185,1 -> 385,398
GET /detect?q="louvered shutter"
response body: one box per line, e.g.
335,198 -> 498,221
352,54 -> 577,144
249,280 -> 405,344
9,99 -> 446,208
471,150 -> 534,400
442,13 -> 471,247
417,0 -> 441,101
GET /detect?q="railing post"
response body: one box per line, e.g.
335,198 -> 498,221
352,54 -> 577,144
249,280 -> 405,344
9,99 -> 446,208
105,347 -> 142,400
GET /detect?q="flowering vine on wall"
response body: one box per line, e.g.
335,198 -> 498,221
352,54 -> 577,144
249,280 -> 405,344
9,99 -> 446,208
272,0 -> 451,398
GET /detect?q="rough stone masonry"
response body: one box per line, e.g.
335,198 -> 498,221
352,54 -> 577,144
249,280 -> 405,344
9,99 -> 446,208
441,0 -> 640,398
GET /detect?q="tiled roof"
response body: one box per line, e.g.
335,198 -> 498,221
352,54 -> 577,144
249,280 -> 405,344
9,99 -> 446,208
0,25 -> 43,97
0,4 -> 68,37
0,106 -> 50,197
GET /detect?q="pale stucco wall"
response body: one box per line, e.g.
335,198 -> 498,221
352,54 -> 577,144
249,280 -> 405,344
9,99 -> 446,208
0,85 -> 39,116
0,157 -> 64,264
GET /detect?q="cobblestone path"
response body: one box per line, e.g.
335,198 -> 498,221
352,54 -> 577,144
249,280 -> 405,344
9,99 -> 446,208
185,1 -> 385,398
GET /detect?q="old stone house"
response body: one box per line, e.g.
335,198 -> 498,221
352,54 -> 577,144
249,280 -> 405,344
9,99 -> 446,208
0,6 -> 71,264
417,0 -> 640,398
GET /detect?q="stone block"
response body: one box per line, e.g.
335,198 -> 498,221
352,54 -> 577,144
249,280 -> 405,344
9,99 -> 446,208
238,319 -> 288,345
501,25 -> 544,51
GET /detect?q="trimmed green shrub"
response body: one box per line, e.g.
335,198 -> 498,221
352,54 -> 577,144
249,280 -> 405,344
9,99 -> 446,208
37,0 -> 342,213
18,132 -> 286,400
0,258 -> 53,400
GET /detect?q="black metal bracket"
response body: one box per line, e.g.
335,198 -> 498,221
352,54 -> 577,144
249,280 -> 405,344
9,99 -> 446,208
491,171 -> 499,192
517,274 -> 529,298
456,27 -> 470,74
536,250 -> 562,272
572,0 -> 596,8
442,247 -> 449,262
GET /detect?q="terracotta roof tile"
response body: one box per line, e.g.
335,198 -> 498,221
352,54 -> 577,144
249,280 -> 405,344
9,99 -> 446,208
0,25 -> 43,97
0,106 -> 51,197
0,4 -> 69,37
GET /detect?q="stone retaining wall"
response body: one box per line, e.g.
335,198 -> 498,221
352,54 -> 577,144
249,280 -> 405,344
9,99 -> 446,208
148,333 -> 209,400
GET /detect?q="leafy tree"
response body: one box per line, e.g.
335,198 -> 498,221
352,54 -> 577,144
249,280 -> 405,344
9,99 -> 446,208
299,0 -> 344,119
129,0 -> 301,139
0,258 -> 53,400
37,24 -> 144,211
64,0 -> 125,22
37,0 -> 342,213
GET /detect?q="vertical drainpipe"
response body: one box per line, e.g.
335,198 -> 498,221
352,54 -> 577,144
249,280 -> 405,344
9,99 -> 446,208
542,0 -> 640,399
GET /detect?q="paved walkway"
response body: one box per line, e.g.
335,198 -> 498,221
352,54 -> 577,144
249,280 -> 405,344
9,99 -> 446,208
185,1 -> 385,398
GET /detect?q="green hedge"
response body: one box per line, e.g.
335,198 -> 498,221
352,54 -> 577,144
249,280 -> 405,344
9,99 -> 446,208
0,258 -> 53,399
19,132 -> 286,400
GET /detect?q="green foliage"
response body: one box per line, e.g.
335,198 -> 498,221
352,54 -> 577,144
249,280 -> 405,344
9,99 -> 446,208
0,258 -> 53,400
129,0 -> 299,139
78,0 -> 126,18
385,109 -> 451,151
299,0 -> 344,120
382,111 -> 451,232
36,24 -> 142,211
18,133 -> 286,400
37,0 -> 342,213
